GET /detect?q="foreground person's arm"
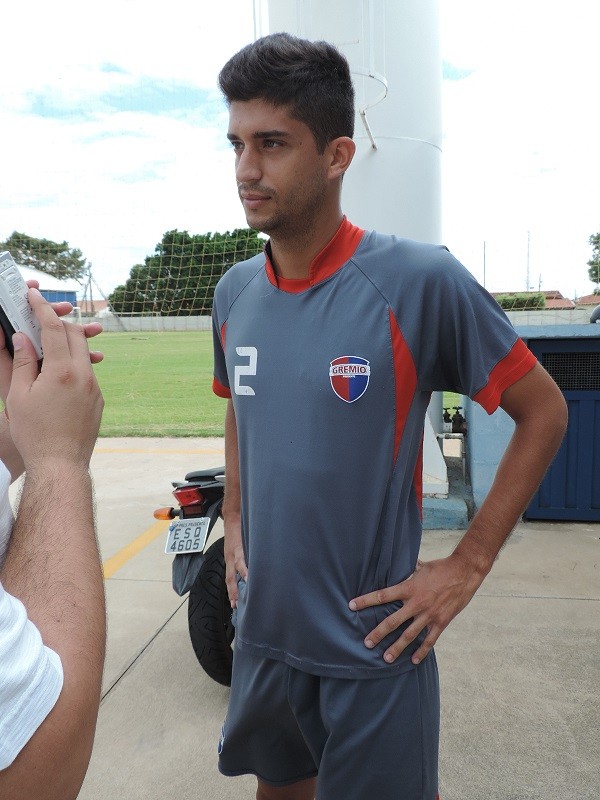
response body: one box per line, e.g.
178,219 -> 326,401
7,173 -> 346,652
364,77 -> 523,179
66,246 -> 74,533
0,290 -> 105,800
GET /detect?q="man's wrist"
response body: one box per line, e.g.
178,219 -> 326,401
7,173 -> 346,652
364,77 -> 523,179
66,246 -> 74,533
222,507 -> 241,524
452,530 -> 498,579
21,457 -> 93,479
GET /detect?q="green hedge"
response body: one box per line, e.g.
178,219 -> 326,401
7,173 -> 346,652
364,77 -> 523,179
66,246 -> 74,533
494,292 -> 546,310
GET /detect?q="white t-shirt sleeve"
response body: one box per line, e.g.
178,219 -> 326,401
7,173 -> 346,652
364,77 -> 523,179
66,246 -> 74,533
0,459 -> 15,570
0,459 -> 64,770
0,582 -> 64,769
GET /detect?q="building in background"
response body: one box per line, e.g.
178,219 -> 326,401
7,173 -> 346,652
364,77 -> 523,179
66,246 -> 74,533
17,265 -> 79,306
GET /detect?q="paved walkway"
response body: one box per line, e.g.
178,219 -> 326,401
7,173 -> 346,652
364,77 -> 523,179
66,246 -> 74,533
75,439 -> 598,800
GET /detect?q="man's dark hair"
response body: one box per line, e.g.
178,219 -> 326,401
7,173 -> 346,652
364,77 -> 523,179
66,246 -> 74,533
218,32 -> 355,153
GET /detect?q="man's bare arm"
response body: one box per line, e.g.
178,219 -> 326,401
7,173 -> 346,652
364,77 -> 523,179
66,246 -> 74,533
223,399 -> 247,608
453,362 -> 568,573
349,362 -> 568,665
0,290 -> 105,800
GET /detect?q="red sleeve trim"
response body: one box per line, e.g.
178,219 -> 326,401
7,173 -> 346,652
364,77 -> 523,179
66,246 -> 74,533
213,320 -> 231,397
473,338 -> 537,414
212,377 -> 231,398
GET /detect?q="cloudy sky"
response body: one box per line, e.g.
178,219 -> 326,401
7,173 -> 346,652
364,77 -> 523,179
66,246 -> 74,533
1,0 -> 599,300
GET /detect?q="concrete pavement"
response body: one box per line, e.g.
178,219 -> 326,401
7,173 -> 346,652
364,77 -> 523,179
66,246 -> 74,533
74,438 -> 598,800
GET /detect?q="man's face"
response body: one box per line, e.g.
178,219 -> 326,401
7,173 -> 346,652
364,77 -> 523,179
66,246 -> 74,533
227,99 -> 331,239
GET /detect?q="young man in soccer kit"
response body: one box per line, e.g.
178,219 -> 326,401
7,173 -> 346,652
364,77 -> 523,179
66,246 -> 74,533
211,33 -> 567,800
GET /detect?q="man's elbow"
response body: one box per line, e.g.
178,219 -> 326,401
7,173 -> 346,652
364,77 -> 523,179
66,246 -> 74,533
0,738 -> 96,800
543,381 -> 568,442
501,365 -> 568,460
525,383 -> 568,466
0,692 -> 100,800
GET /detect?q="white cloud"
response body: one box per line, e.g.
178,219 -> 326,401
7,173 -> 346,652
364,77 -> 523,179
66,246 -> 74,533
1,0 -> 256,92
1,0 -> 254,293
440,0 -> 600,296
1,0 -> 599,299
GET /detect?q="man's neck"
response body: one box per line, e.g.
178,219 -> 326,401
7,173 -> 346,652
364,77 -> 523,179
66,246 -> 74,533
269,213 -> 344,280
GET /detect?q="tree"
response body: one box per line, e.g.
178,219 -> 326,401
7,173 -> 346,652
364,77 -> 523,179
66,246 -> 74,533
0,231 -> 87,281
587,232 -> 600,291
108,229 -> 264,316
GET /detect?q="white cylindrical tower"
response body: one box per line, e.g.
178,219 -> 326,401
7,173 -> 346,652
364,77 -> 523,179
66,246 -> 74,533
266,0 -> 443,243
265,0 -> 447,491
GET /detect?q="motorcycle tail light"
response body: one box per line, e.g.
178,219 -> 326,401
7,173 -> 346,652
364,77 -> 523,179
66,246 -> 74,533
173,486 -> 205,507
154,506 -> 176,520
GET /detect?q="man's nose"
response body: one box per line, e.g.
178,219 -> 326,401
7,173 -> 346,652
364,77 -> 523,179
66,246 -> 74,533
236,147 -> 262,183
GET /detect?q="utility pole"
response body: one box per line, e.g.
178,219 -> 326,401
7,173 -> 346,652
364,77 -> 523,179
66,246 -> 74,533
526,230 -> 531,291
483,240 -> 486,288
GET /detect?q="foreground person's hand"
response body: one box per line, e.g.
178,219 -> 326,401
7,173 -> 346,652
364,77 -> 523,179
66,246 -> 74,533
5,288 -> 104,470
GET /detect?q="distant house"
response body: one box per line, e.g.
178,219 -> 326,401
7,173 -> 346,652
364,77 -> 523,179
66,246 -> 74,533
17,265 -> 79,306
574,293 -> 600,308
539,290 -> 576,309
491,290 -> 575,309
78,299 -> 109,315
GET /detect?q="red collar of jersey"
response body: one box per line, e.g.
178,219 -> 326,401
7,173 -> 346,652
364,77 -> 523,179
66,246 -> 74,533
264,217 -> 365,293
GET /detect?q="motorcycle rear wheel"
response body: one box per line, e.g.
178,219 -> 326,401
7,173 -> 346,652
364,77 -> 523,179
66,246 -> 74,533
188,537 -> 234,686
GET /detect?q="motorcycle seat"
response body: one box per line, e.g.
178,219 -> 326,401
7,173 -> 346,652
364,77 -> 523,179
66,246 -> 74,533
184,467 -> 226,482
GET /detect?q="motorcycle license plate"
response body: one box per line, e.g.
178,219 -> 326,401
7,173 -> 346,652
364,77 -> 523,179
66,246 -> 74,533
164,517 -> 211,555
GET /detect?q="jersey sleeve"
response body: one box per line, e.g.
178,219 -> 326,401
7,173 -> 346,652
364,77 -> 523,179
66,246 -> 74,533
0,582 -> 64,770
413,248 -> 537,413
211,298 -> 231,399
210,253 -> 266,400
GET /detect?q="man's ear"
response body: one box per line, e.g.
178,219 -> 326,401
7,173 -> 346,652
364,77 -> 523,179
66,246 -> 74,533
326,136 -> 356,179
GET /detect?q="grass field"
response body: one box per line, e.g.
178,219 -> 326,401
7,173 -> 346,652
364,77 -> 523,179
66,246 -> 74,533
94,331 -> 226,437
93,330 -> 466,437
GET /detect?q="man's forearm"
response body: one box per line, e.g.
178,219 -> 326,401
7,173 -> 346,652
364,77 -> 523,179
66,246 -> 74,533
1,465 -> 105,663
222,399 -> 248,603
223,399 -> 241,520
454,374 -> 568,575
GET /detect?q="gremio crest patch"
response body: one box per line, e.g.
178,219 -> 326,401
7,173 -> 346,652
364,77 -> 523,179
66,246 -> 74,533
329,356 -> 370,403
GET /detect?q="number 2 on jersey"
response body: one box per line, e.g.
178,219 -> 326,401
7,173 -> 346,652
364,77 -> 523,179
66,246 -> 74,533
234,346 -> 257,395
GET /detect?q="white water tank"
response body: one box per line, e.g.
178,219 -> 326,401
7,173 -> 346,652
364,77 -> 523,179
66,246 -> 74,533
266,0 -> 442,242
264,0 -> 448,494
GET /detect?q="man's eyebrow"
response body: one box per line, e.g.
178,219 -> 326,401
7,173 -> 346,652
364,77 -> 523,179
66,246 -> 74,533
227,130 -> 292,140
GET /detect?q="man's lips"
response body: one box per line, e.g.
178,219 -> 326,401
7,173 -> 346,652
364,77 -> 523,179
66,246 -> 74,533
240,192 -> 271,209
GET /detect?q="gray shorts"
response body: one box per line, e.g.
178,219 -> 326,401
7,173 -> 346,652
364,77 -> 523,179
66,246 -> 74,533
218,646 -> 440,800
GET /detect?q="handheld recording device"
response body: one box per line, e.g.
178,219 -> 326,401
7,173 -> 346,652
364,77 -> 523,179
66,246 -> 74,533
0,251 -> 43,359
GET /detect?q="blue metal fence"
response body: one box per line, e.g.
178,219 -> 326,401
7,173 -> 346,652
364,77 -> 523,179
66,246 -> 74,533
525,338 -> 600,522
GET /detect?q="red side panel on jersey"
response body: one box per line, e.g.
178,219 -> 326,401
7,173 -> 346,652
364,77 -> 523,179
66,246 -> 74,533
213,377 -> 231,398
388,309 -> 418,463
213,321 -> 232,398
473,338 -> 537,413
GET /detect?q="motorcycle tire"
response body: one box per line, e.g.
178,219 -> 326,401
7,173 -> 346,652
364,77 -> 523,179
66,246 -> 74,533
188,537 -> 234,687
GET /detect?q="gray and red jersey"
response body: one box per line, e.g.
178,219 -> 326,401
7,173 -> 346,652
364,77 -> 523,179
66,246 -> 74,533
212,218 -> 536,679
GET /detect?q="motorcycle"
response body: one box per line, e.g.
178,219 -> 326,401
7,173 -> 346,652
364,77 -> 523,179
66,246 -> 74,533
153,467 -> 234,686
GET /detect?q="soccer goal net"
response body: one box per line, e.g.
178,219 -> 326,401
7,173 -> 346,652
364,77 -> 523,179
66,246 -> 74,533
1,228 -> 266,333
101,228 -> 265,332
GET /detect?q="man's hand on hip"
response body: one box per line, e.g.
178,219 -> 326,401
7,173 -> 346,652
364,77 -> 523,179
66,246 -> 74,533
349,552 -> 487,665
